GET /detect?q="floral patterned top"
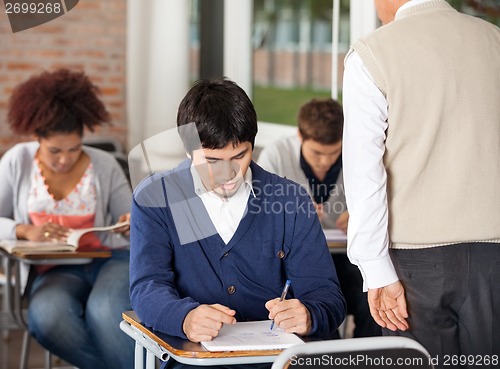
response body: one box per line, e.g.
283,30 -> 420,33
27,157 -> 107,252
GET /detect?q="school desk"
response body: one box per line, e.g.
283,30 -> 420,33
120,310 -> 283,369
0,247 -> 111,369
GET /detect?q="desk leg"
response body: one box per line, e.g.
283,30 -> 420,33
20,330 -> 30,369
146,350 -> 156,369
135,342 -> 144,369
121,320 -> 170,369
1,256 -> 10,339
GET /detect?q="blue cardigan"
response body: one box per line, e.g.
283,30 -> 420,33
130,160 -> 345,339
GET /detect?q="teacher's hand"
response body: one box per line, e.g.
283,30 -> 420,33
368,281 -> 409,331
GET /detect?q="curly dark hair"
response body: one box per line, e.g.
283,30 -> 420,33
7,69 -> 111,137
298,98 -> 343,145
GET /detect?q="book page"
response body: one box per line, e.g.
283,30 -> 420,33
201,320 -> 304,352
66,221 -> 129,247
0,240 -> 75,253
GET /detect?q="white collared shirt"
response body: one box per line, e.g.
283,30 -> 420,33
342,0 -> 433,291
398,0 -> 435,14
191,165 -> 255,244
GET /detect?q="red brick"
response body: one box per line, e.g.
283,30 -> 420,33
27,50 -> 66,58
6,62 -> 38,71
100,87 -> 120,96
73,50 -> 106,59
50,63 -> 85,71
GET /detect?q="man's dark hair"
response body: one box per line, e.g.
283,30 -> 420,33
177,77 -> 258,153
298,98 -> 343,145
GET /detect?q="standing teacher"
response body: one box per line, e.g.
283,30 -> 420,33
342,0 -> 500,365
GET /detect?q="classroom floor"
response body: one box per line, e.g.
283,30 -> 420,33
1,328 -> 75,369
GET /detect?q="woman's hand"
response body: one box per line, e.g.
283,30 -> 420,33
16,223 -> 71,242
113,213 -> 131,236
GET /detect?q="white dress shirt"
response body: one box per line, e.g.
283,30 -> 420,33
191,165 -> 255,244
342,0 -> 434,291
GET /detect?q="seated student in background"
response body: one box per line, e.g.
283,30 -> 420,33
258,98 -> 380,338
130,77 -> 346,369
0,69 -> 134,369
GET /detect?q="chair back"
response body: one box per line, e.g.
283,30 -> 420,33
83,136 -> 131,184
271,336 -> 433,369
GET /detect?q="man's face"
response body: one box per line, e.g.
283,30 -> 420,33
191,141 -> 253,199
300,137 -> 342,180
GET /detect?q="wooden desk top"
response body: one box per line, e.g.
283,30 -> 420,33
122,311 -> 284,359
327,241 -> 346,248
11,250 -> 111,260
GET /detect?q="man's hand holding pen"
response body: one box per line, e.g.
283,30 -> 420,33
265,280 -> 312,336
182,280 -> 313,343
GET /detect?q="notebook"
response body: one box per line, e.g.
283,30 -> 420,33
323,228 -> 347,243
200,320 -> 304,352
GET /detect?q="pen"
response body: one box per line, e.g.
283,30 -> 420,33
270,279 -> 291,330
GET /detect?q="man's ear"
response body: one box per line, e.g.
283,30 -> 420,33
297,130 -> 303,144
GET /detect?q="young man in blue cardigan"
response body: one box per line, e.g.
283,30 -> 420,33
129,77 -> 346,369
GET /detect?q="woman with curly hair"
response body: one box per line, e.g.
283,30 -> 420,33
0,69 -> 133,369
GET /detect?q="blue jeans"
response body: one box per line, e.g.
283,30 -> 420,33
28,249 -> 134,369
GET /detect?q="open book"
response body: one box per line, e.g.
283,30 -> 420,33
200,320 -> 304,352
65,221 -> 129,247
0,221 -> 129,253
0,239 -> 77,253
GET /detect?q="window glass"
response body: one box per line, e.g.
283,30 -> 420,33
188,0 -> 498,126
252,0 -> 349,126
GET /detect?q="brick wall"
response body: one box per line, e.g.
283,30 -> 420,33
0,0 -> 127,156
0,2 -> 341,156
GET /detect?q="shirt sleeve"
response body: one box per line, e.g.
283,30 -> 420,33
0,148 -> 20,240
342,50 -> 399,291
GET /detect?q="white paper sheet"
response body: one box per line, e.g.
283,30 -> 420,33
201,320 -> 304,351
323,229 -> 347,243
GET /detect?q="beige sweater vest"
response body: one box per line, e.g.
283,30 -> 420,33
351,1 -> 500,247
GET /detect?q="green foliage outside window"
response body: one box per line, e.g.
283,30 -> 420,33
253,0 -> 499,125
